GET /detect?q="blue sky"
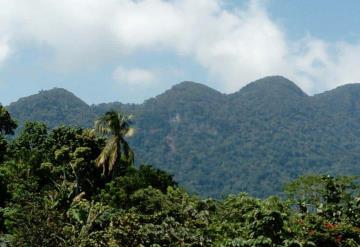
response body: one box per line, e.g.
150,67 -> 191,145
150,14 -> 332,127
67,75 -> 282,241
1,0 -> 360,105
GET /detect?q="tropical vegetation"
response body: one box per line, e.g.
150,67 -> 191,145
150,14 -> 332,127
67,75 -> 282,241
0,105 -> 359,246
7,76 -> 360,198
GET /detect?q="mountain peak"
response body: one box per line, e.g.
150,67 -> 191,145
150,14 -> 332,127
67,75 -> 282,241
11,87 -> 84,105
7,87 -> 94,128
313,83 -> 360,112
318,83 -> 360,96
172,81 -> 220,93
237,75 -> 307,98
150,81 -> 223,103
40,87 -> 72,94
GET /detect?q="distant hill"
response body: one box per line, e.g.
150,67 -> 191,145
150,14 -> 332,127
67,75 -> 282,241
5,76 -> 360,198
7,88 -> 96,128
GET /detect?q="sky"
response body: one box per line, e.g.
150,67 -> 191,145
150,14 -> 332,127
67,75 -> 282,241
1,0 -> 360,105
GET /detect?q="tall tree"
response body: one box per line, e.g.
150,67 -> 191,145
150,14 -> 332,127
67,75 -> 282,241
94,111 -> 135,176
0,105 -> 17,163
0,105 -> 17,233
0,105 -> 17,136
10,121 -> 48,165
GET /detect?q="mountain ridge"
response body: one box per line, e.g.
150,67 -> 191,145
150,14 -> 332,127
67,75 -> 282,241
7,76 -> 360,109
4,76 -> 360,198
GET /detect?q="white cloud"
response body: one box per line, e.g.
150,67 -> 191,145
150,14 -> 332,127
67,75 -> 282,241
0,0 -> 360,94
0,38 -> 10,65
0,0 -> 121,69
287,37 -> 360,93
113,66 -> 156,85
109,0 -> 289,91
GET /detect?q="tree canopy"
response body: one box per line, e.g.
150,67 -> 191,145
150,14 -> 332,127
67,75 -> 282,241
0,109 -> 359,246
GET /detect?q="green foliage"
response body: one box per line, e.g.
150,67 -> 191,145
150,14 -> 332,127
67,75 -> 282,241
2,101 -> 360,246
6,88 -> 96,129
94,110 -> 135,176
0,106 -> 17,234
98,165 -> 176,209
7,77 -> 360,198
0,105 -> 17,136
285,175 -> 360,223
0,136 -> 7,164
0,172 -> 9,233
130,77 -> 360,198
0,105 -> 17,163
9,121 -> 49,165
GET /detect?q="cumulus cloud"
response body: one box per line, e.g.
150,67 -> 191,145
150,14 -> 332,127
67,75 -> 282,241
110,0 -> 290,91
0,0 -> 360,94
113,66 -> 156,85
0,0 -> 121,69
288,38 -> 360,93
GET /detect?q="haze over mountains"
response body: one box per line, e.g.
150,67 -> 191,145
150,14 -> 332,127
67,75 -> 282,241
5,76 -> 360,198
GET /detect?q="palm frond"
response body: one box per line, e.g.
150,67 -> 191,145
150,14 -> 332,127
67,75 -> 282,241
94,110 -> 134,175
107,137 -> 119,172
122,140 -> 134,165
125,127 -> 135,137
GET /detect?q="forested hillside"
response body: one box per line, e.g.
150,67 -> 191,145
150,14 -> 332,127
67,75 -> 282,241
6,76 -> 360,197
1,106 -> 360,246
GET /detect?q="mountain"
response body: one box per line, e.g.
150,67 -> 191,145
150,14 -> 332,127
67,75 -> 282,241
7,88 -> 96,128
236,75 -> 307,98
5,76 -> 360,198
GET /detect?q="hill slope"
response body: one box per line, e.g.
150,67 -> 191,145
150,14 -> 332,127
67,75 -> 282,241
5,76 -> 360,197
7,88 -> 96,128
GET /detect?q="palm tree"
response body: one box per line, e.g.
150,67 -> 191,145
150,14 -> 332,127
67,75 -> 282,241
94,111 -> 135,175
